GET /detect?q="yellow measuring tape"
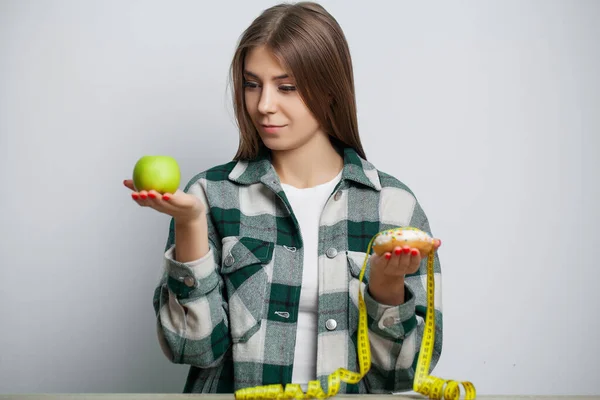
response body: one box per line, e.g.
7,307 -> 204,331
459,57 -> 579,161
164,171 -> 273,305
234,227 -> 476,399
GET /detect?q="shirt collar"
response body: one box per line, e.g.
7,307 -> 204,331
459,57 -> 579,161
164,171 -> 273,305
228,146 -> 381,192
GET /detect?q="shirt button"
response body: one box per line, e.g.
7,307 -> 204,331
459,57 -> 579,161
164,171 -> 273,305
383,316 -> 395,328
326,248 -> 338,258
334,191 -> 342,201
325,319 -> 337,331
224,254 -> 235,266
183,276 -> 196,287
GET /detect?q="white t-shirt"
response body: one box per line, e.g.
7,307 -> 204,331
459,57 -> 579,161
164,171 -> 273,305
280,170 -> 343,388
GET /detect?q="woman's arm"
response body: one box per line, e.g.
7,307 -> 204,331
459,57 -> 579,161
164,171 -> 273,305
153,178 -> 231,368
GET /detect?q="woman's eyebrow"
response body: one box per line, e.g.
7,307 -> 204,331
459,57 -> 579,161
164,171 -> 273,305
244,70 -> 290,80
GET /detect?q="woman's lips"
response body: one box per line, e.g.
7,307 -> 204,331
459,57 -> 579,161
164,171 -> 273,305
262,124 -> 286,134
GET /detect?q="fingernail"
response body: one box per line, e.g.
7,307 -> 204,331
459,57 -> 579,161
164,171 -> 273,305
411,249 -> 419,256
163,195 -> 170,201
385,253 -> 391,260
131,193 -> 139,200
140,194 -> 147,199
149,193 -> 156,199
394,248 -> 402,255
403,248 -> 411,254
437,239 -> 442,247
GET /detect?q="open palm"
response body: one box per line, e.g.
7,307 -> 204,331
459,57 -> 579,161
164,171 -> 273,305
123,179 -> 205,222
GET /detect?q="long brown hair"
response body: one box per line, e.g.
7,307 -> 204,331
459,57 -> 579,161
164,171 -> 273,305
229,1 -> 366,161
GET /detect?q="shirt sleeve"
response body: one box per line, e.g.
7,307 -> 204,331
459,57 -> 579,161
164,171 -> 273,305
362,200 -> 443,393
152,180 -> 231,368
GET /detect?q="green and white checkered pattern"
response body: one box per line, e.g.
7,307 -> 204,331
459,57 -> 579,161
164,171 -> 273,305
153,147 -> 443,394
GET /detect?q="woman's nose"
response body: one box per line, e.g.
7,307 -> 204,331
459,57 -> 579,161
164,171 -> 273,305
257,86 -> 277,114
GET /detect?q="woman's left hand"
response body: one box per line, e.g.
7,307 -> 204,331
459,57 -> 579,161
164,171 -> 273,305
367,239 -> 441,306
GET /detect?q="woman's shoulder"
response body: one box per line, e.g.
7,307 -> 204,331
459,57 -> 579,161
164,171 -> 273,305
357,152 -> 418,199
181,159 -> 240,192
181,154 -> 272,193
375,168 -> 418,198
342,147 -> 418,199
368,164 -> 432,228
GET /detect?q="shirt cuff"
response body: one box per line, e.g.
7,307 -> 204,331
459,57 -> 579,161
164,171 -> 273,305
364,283 -> 418,340
164,244 -> 220,299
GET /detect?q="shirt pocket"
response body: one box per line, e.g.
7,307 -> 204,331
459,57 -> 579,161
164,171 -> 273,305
346,250 -> 371,283
346,251 -> 371,304
220,236 -> 274,343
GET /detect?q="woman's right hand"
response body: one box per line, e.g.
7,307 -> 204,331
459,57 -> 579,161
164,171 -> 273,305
123,179 -> 205,223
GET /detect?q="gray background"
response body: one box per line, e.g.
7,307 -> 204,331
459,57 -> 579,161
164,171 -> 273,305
1,0 -> 598,396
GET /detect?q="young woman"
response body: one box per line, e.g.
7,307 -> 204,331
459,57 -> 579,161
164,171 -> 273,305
124,1 -> 443,395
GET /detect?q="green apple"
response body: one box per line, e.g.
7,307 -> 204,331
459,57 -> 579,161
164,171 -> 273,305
132,155 -> 181,194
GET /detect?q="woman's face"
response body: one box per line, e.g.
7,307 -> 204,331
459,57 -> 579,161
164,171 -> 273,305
243,45 -> 326,153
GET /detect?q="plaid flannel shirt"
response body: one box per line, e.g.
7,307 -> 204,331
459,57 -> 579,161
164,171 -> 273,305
153,147 -> 443,394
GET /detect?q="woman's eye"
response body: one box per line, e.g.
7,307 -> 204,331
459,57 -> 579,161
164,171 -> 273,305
243,81 -> 295,92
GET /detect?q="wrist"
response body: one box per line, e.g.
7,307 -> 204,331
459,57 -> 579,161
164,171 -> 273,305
368,278 -> 406,306
173,213 -> 209,263
175,213 -> 206,228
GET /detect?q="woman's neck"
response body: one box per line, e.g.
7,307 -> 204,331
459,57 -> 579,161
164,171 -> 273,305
271,134 -> 343,189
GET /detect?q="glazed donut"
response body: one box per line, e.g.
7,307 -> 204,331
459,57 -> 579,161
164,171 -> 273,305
371,227 -> 436,256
